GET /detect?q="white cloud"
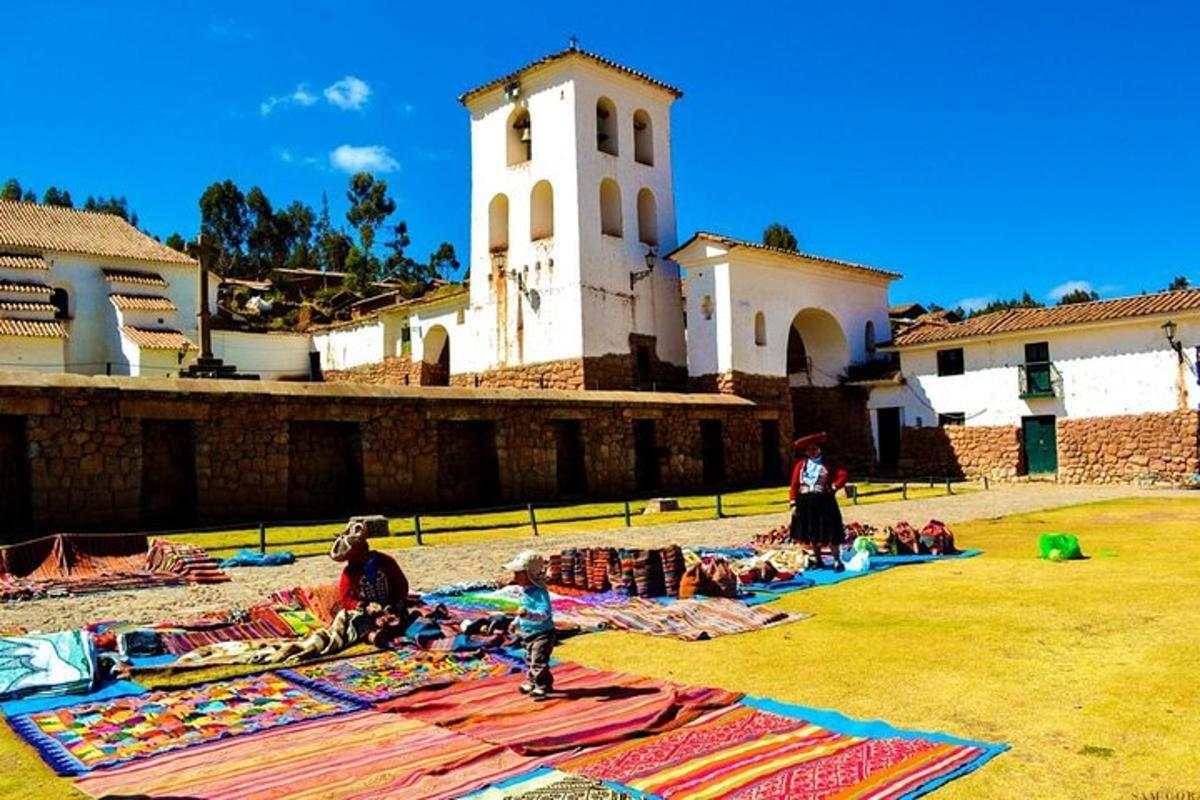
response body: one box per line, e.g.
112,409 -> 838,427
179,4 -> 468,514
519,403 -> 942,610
277,148 -> 294,163
955,294 -> 996,313
1047,280 -> 1094,301
324,76 -> 371,110
330,144 -> 398,173
260,84 -> 319,116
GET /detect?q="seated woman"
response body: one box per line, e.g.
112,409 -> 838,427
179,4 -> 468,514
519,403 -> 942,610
788,432 -> 849,572
330,521 -> 410,645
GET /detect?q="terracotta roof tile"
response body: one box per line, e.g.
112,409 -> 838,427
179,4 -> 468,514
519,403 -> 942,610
102,268 -> 169,287
0,318 -> 68,338
892,289 -> 1200,347
460,48 -> 683,104
0,252 -> 49,270
670,231 -> 901,280
120,325 -> 195,350
0,300 -> 57,313
0,201 -> 196,266
0,279 -> 53,296
109,293 -> 178,312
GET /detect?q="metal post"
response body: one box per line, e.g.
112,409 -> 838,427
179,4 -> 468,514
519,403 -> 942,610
715,494 -> 723,519
623,500 -> 632,527
258,522 -> 266,554
929,475 -> 935,488
983,475 -> 990,491
946,477 -> 953,495
902,481 -> 908,500
528,503 -> 539,536
851,485 -> 859,505
413,513 -> 424,545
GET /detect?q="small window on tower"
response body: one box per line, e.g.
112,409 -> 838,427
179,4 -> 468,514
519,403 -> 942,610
596,97 -> 618,155
633,109 -> 654,165
507,107 -> 532,165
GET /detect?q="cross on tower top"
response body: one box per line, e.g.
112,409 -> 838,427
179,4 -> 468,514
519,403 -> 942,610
568,34 -> 579,51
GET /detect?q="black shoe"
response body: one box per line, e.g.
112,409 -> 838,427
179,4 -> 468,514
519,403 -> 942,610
833,561 -> 845,573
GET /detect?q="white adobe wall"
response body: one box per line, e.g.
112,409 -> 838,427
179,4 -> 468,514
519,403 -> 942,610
868,316 -> 1200,427
311,319 -> 385,371
410,301 -> 467,368
210,330 -> 312,380
0,336 -> 65,373
682,262 -> 725,377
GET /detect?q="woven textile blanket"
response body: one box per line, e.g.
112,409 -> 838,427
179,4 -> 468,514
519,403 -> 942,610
468,768 -> 637,799
74,709 -> 560,800
0,630 -> 95,700
558,704 -> 990,800
9,671 -> 359,775
378,661 -> 742,755
554,597 -> 806,640
280,647 -> 515,704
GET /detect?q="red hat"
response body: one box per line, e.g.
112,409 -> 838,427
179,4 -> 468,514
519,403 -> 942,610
792,431 -> 828,451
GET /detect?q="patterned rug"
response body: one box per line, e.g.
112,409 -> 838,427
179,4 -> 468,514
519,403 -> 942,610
74,709 -> 560,800
280,647 -> 515,704
553,597 -> 807,640
557,703 -> 992,800
467,768 -> 637,799
378,661 -> 743,755
9,671 -> 359,774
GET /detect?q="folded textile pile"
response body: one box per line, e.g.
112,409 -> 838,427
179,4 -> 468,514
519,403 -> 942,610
887,520 -> 957,555
547,546 -> 684,598
146,539 -> 229,584
269,583 -> 344,624
553,597 -> 803,640
753,524 -> 792,547
0,630 -> 95,700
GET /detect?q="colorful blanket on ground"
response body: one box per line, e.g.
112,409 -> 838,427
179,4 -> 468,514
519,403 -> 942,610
146,538 -> 230,584
557,702 -> 999,800
74,709 -> 560,800
378,661 -> 743,755
467,768 -> 637,799
280,647 -> 515,704
0,631 -> 95,700
8,671 -> 358,774
268,582 -> 344,624
554,597 -> 807,640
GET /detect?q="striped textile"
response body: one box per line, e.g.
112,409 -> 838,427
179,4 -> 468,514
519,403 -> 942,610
558,704 -> 989,800
145,539 -> 229,584
269,583 -> 343,624
554,597 -> 806,641
75,710 -> 560,800
280,648 -> 515,704
158,617 -> 296,655
378,661 -> 743,755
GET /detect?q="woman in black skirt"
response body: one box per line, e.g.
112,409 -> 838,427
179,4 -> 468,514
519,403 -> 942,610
788,432 -> 849,571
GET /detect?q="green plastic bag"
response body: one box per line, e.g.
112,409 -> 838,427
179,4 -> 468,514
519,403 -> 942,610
853,536 -> 877,554
1039,533 -> 1083,561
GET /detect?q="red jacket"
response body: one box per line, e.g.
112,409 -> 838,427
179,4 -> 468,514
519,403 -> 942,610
338,551 -> 409,612
789,458 -> 849,501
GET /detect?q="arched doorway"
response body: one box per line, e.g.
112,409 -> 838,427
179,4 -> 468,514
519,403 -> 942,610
785,308 -> 849,388
422,325 -> 450,386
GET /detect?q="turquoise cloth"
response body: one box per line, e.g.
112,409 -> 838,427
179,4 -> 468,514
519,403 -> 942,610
516,585 -> 554,637
0,631 -> 95,700
219,549 -> 296,568
1,679 -> 144,716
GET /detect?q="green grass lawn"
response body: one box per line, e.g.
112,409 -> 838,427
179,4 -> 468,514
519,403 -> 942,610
1,495 -> 1193,799
161,480 -> 969,558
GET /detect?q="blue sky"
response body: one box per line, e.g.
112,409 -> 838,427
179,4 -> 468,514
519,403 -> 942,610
4,1 -> 1198,309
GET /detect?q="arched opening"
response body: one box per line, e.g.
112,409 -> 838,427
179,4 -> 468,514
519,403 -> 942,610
599,178 -> 622,237
596,97 -> 618,155
506,107 -> 531,165
786,308 -> 850,387
488,194 -> 509,252
636,188 -> 658,246
633,109 -> 653,165
530,180 -> 554,240
865,320 -> 877,357
754,311 -> 766,346
422,324 -> 450,386
50,288 -> 70,320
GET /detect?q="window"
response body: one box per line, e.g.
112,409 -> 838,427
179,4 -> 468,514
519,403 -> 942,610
636,188 -> 658,246
488,194 -> 508,252
599,178 -> 622,237
50,288 -> 69,320
633,109 -> 653,165
938,412 -> 966,426
506,107 -> 531,165
936,348 -> 964,376
701,294 -> 714,321
1022,341 -> 1053,396
754,311 -> 766,346
596,97 -> 618,155
865,320 -> 876,356
530,181 -> 554,240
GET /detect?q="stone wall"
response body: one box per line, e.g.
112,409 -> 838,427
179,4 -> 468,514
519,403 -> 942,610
1058,410 -> 1199,484
0,373 -> 773,535
901,424 -> 1023,480
324,356 -> 430,387
791,386 -> 876,475
450,358 -> 586,390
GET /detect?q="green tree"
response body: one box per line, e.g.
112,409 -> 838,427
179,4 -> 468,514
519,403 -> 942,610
84,195 -> 137,226
198,180 -> 249,276
245,186 -> 289,276
971,291 -> 1044,317
382,221 -> 414,280
281,201 -> 317,269
1167,275 -> 1191,291
1,178 -> 22,201
42,187 -> 74,208
343,245 -> 378,294
762,222 -> 798,251
315,192 -> 353,273
427,242 -> 461,282
345,172 -> 396,254
1057,288 -> 1099,305
164,232 -> 187,252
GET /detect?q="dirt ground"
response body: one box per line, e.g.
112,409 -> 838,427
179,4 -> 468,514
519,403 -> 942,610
1,483 -> 1188,632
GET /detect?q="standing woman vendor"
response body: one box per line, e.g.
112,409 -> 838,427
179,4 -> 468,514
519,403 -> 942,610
788,432 -> 849,571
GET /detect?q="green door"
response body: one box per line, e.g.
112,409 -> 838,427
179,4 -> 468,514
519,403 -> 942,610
1022,415 -> 1058,474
